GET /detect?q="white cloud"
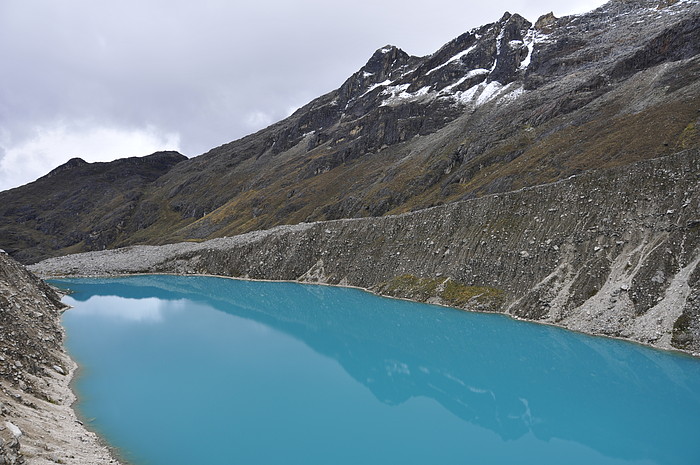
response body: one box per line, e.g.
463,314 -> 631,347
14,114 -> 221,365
66,295 -> 187,323
552,0 -> 607,16
0,122 -> 181,191
244,111 -> 274,131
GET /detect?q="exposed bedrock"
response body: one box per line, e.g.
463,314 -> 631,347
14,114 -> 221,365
31,149 -> 700,354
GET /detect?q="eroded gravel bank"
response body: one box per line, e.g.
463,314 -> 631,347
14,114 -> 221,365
31,151 -> 700,355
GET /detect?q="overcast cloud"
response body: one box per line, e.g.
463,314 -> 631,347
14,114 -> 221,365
0,0 -> 607,191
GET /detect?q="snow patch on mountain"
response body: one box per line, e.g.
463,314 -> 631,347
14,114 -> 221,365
476,81 -> 504,105
439,69 -> 490,94
375,67 -> 528,108
490,27 -> 507,72
449,80 -> 525,107
519,29 -> 550,70
452,83 -> 482,105
359,79 -> 393,99
426,44 -> 478,76
381,84 -> 432,106
497,84 -> 525,104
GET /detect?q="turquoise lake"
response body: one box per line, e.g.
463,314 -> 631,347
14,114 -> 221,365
52,275 -> 700,465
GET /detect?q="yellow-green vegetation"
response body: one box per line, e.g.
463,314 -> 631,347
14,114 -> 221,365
120,205 -> 193,246
677,121 -> 697,149
377,274 -> 505,311
379,274 -> 441,297
442,279 -> 504,307
391,96 -> 700,214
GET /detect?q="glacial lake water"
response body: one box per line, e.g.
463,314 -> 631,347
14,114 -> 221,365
52,275 -> 700,465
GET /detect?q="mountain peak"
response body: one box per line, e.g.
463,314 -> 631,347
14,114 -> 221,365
45,157 -> 88,178
142,150 -> 188,163
363,45 -> 410,77
498,11 -> 512,23
337,44 -> 414,103
377,45 -> 401,55
62,157 -> 88,167
534,12 -> 557,32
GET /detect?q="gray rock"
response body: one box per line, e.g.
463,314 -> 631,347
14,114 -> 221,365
31,149 -> 700,354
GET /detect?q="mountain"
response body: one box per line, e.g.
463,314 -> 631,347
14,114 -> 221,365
2,0 -> 699,265
30,148 -> 700,353
0,151 -> 186,263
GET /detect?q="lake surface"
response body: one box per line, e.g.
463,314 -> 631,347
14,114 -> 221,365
53,275 -> 700,465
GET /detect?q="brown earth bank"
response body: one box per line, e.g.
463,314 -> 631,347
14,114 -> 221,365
30,149 -> 700,356
0,252 -> 120,464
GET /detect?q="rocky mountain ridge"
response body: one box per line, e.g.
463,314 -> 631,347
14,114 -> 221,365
2,0 -> 698,264
0,151 -> 186,264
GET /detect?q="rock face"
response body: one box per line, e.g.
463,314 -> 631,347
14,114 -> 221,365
31,149 -> 700,354
0,252 -> 120,464
2,0 -> 700,263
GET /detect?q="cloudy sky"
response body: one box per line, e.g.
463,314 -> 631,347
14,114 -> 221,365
0,0 -> 607,191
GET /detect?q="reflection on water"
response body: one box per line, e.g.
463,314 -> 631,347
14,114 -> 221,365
54,275 -> 700,465
67,295 -> 187,322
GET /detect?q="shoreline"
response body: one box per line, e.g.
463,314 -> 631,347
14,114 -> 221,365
0,324 -> 123,465
0,251 -> 123,465
67,350 -> 132,465
42,266 -> 700,462
30,150 -> 700,358
51,271 -> 700,360
56,293 -> 131,464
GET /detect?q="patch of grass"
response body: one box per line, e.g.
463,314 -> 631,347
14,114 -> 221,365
381,274 -> 441,298
677,121 -> 697,150
442,279 -> 504,307
377,274 -> 505,311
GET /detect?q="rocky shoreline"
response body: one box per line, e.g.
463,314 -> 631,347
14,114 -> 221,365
0,252 -> 120,465
30,150 -> 700,355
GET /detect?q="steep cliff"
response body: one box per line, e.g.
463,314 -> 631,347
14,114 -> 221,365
31,149 -> 700,354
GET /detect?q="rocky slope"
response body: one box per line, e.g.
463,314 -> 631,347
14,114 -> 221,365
0,151 -> 186,264
31,149 -> 700,355
0,252 -> 120,464
3,0 -> 699,263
